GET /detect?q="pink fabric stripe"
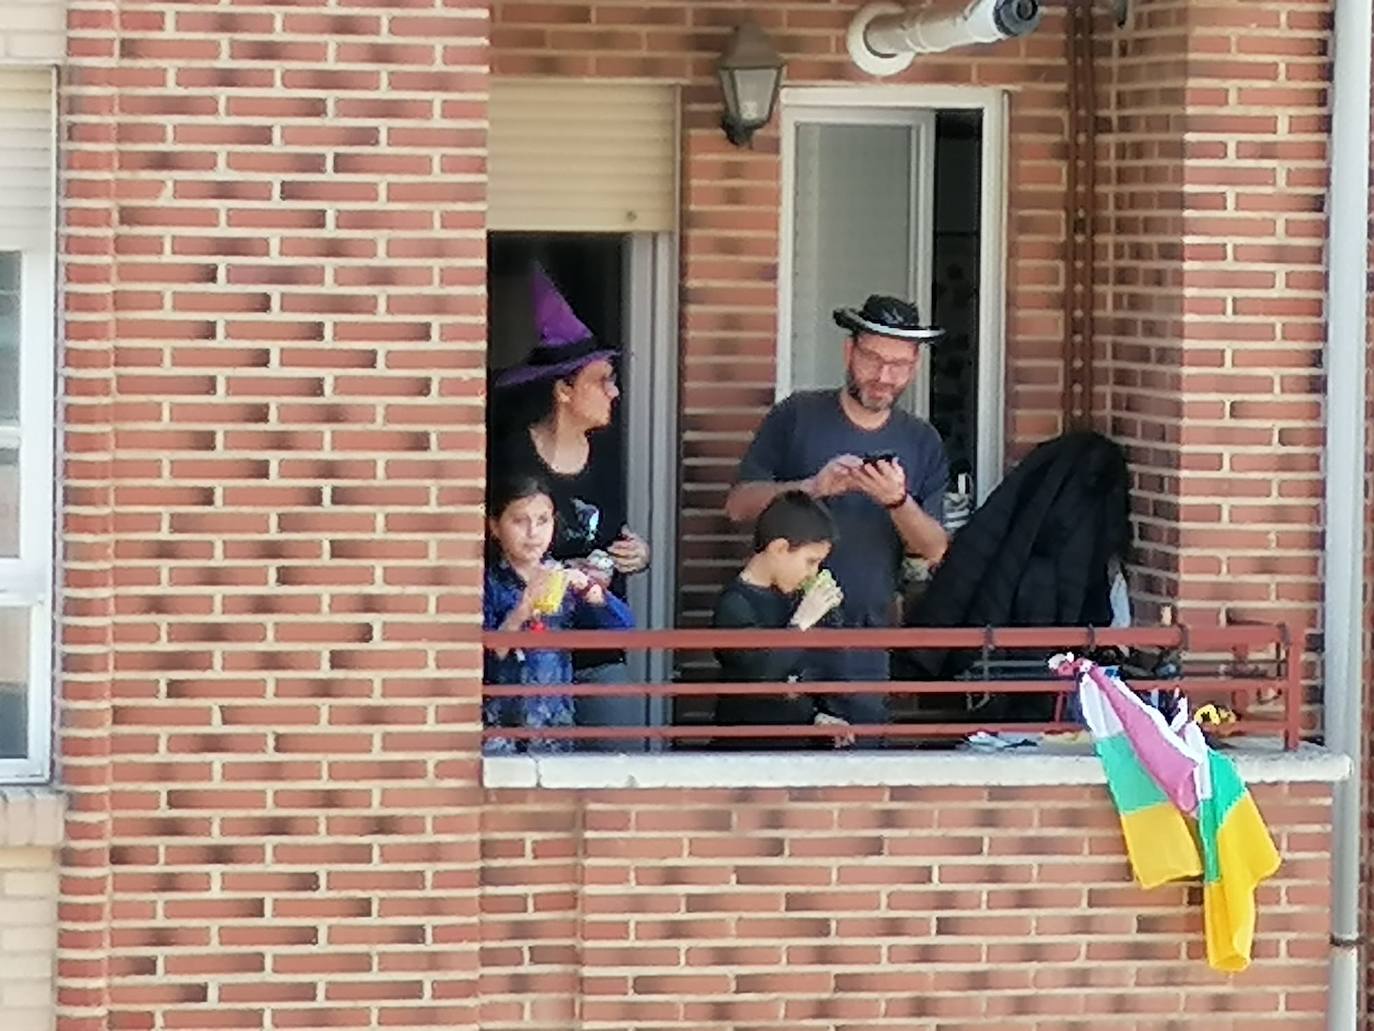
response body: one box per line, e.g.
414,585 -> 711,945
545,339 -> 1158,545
1086,665 -> 1201,815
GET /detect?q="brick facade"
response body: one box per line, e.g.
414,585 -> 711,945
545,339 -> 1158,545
492,0 -> 1075,622
491,0 -> 1335,634
479,782 -> 1334,1029
0,0 -> 66,63
59,1 -> 491,1027
17,0 -> 1363,1028
1100,0 -> 1330,626
0,847 -> 60,1031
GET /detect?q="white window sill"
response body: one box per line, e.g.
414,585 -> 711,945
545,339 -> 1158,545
483,743 -> 1349,790
0,787 -> 64,847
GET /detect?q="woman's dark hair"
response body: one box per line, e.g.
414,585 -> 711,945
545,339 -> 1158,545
487,473 -> 553,523
752,491 -> 837,552
488,377 -> 556,439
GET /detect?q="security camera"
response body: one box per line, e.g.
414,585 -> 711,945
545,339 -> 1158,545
847,0 -> 1042,77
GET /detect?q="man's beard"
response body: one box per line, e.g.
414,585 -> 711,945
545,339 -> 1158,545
845,372 -> 894,413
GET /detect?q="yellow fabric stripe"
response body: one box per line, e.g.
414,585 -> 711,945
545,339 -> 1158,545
1118,801 -> 1202,890
1202,793 -> 1282,973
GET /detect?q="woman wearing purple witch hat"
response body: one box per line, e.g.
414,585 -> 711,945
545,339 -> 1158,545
488,265 -> 651,750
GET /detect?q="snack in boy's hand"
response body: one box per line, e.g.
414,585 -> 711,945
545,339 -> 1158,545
801,568 -> 841,600
793,567 -> 843,630
530,566 -> 568,616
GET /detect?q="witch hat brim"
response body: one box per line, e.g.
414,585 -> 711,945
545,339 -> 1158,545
492,263 -> 619,388
494,341 -> 618,389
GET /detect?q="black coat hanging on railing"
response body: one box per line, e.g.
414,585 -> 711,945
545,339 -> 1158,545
896,430 -> 1133,705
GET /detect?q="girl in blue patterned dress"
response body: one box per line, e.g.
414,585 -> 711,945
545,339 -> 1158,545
483,475 -> 634,754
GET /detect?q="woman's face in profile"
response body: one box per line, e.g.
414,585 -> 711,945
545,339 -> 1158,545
560,359 -> 619,429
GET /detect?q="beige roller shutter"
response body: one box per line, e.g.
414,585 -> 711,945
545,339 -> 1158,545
0,68 -> 55,251
488,79 -> 679,233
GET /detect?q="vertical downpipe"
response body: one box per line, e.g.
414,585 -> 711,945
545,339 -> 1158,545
1323,1 -> 1372,1028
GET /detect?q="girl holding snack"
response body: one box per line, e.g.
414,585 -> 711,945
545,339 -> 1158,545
488,264 -> 649,745
483,474 -> 634,755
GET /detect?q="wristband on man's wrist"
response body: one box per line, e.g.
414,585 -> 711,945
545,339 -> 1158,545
884,494 -> 908,510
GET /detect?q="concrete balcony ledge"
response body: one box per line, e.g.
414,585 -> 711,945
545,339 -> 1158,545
484,743 -> 1349,791
0,787 -> 64,848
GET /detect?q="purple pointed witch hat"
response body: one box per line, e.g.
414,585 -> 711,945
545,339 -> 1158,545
494,264 -> 618,389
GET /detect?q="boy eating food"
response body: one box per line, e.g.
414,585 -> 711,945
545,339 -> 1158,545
712,491 -> 854,749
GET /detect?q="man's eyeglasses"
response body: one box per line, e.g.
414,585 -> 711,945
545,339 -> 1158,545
851,341 -> 918,377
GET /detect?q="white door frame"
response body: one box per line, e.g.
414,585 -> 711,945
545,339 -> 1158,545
623,232 -> 678,741
776,85 -> 1009,502
778,103 -> 936,418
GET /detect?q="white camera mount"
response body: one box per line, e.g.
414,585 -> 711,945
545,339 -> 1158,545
847,0 -> 1043,78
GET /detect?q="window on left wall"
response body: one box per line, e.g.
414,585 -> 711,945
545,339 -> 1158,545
0,68 -> 57,783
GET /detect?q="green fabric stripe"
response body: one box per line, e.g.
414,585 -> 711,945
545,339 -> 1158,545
1199,751 -> 1248,884
1096,735 -> 1170,814
1207,750 -> 1247,822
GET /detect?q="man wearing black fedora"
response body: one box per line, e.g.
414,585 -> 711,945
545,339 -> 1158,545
725,295 -> 951,741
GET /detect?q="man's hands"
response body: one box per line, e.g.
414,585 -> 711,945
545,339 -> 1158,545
852,457 -> 908,509
806,454 -> 908,510
806,454 -> 863,498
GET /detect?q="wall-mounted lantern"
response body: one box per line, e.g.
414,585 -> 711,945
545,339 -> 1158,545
717,21 -> 786,148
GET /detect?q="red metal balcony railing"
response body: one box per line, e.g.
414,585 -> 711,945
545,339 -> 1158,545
480,623 -> 1306,750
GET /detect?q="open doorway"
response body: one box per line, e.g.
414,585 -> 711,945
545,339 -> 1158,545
930,109 -> 982,488
485,231 -> 680,738
777,88 -> 1006,502
487,232 -> 628,524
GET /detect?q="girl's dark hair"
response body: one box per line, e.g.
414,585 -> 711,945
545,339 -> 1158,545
487,473 -> 553,522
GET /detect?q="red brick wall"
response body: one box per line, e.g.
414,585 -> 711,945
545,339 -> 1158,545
481,782 -> 1335,1028
1097,0 -> 1189,610
47,1 -> 1352,1029
1099,0 -> 1330,626
492,0 -> 1074,623
1172,1 -> 1328,629
492,1 -> 1334,634
59,1 -> 491,1028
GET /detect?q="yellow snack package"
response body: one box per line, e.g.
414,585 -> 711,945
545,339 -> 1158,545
531,567 -> 567,616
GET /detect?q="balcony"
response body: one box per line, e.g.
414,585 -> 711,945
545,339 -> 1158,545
481,622 -> 1308,780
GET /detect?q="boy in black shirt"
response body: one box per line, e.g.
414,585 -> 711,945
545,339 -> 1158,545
712,491 -> 854,748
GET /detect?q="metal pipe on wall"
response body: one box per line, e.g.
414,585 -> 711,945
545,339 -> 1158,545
1323,0 -> 1372,1027
846,0 -> 1042,77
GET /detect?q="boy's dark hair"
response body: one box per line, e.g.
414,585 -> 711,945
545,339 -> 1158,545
752,490 -> 836,552
487,472 -> 553,522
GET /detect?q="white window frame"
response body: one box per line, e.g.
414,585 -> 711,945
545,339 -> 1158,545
623,232 -> 679,746
0,69 -> 58,784
776,85 -> 1009,503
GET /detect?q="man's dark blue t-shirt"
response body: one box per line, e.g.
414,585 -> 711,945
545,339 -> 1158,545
737,390 -> 948,636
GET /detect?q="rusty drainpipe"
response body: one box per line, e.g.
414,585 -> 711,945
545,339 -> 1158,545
1062,0 -> 1096,430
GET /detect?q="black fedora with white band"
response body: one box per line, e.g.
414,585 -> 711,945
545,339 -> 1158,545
833,294 -> 944,343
